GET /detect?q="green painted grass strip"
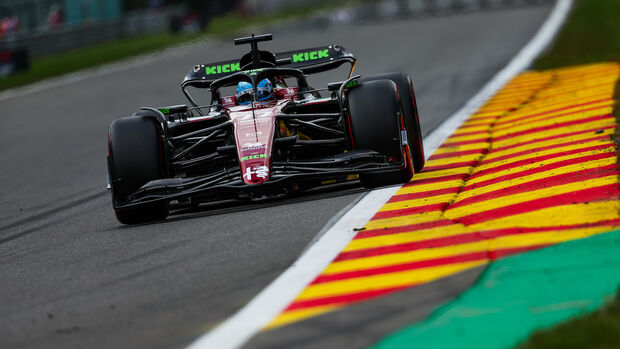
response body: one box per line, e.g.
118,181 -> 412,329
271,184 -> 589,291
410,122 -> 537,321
371,229 -> 620,349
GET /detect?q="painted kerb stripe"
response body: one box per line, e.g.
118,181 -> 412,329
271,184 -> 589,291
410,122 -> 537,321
268,63 -> 620,328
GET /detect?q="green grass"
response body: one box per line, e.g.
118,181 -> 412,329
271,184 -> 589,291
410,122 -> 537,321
534,0 -> 620,69
518,1 -> 620,348
0,1 -> 352,91
517,291 -> 620,349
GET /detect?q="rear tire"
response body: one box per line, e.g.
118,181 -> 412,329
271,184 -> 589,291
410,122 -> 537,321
347,79 -> 413,189
108,116 -> 169,224
360,72 -> 425,172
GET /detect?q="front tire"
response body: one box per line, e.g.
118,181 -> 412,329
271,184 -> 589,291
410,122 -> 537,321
360,72 -> 425,172
347,79 -> 413,189
108,116 -> 169,224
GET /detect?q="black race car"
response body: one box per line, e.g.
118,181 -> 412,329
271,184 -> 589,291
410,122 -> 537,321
107,34 -> 424,224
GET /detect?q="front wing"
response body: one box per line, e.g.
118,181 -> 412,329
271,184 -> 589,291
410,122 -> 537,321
112,149 -> 406,211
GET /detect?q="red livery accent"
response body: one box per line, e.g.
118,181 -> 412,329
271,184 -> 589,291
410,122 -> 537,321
228,100 -> 289,184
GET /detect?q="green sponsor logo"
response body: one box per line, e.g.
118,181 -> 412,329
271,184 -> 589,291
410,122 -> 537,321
245,68 -> 264,76
158,108 -> 170,115
292,49 -> 329,63
205,63 -> 241,75
240,153 -> 268,162
345,80 -> 358,89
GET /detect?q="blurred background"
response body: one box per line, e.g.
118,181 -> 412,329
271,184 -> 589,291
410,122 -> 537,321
0,0 -> 341,79
0,0 -> 545,82
0,0 -> 330,38
0,0 -> 329,67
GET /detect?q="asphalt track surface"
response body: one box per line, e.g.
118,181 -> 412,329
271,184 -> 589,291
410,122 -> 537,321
0,4 -> 551,349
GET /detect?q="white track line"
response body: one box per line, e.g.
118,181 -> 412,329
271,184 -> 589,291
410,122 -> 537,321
187,1 -> 574,348
187,186 -> 400,349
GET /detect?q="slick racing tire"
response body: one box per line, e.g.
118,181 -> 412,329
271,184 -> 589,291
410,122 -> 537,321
360,72 -> 425,172
108,116 -> 169,224
347,79 -> 414,189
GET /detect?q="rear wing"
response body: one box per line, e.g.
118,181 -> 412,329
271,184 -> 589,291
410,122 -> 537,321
182,45 -> 356,88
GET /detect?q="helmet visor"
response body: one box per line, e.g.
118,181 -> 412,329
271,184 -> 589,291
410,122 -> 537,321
236,90 -> 253,105
257,87 -> 272,101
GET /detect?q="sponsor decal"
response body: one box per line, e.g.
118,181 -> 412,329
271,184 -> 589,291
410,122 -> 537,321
275,87 -> 298,99
205,63 -> 241,75
244,165 -> 269,181
238,119 -> 255,126
246,68 -> 264,76
292,49 -> 330,63
241,144 -> 266,151
158,108 -> 170,115
221,96 -> 235,106
240,153 -> 268,162
345,80 -> 358,88
238,118 -> 270,127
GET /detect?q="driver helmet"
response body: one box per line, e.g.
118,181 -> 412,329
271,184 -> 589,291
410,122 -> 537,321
256,78 -> 274,102
235,79 -> 273,105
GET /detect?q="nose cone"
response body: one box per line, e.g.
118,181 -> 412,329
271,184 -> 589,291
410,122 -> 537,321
230,107 -> 277,185
239,147 -> 271,184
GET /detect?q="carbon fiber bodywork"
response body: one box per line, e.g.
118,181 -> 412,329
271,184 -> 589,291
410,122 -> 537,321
108,34 -> 419,215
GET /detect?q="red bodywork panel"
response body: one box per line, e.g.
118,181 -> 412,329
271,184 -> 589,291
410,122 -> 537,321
227,99 -> 291,184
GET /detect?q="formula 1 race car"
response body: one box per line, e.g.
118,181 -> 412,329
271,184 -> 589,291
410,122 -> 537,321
107,34 -> 425,224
